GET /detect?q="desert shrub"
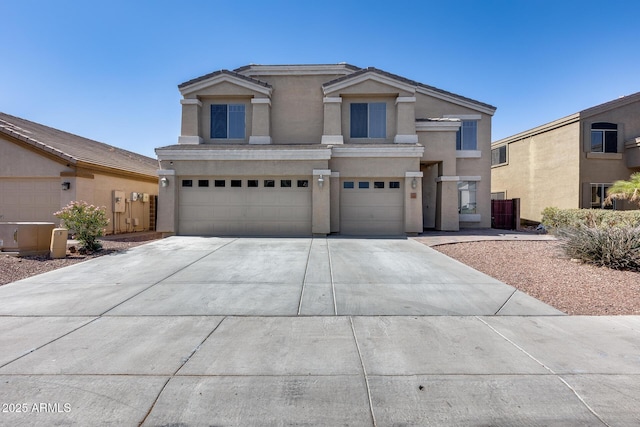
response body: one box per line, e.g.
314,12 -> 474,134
541,207 -> 640,230
54,201 -> 109,252
558,226 -> 640,271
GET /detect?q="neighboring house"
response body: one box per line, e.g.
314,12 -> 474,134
156,64 -> 496,236
491,92 -> 640,223
0,113 -> 159,233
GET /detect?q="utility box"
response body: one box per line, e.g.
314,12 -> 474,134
113,190 -> 125,213
0,222 -> 55,256
50,228 -> 68,259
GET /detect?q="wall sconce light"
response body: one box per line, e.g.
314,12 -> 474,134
160,177 -> 169,188
61,182 -> 71,191
318,174 -> 324,188
411,177 -> 418,189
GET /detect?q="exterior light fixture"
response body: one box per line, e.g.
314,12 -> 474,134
160,177 -> 169,188
411,177 -> 418,189
318,174 -> 324,188
61,182 -> 71,191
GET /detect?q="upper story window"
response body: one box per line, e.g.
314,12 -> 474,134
491,145 -> 507,166
590,122 -> 617,153
456,121 -> 477,150
211,104 -> 245,139
350,102 -> 386,138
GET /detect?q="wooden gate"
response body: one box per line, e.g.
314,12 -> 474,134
491,199 -> 520,230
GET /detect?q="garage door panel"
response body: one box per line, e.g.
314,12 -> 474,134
340,179 -> 404,236
178,177 -> 312,236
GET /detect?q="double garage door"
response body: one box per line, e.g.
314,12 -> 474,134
178,176 -> 405,236
178,177 -> 312,236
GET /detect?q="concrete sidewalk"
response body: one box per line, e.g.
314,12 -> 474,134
0,237 -> 638,426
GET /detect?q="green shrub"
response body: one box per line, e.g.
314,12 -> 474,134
54,201 -> 109,252
558,226 -> 640,271
541,207 -> 640,230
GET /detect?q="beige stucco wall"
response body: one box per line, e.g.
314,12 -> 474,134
492,121 -> 581,222
579,101 -> 640,207
1,137 -> 157,232
329,157 -> 417,177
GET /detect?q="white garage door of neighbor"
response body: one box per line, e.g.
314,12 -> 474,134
178,177 -> 312,236
340,179 -> 404,235
0,178 -> 60,222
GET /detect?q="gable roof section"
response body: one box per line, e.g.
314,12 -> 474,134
178,69 -> 272,97
323,67 -> 496,115
580,90 -> 640,118
0,112 -> 157,179
493,91 -> 640,146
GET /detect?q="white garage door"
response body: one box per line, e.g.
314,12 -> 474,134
178,177 -> 312,236
340,179 -> 404,235
0,178 -> 60,222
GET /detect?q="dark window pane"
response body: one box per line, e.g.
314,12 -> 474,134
214,180 -> 225,187
389,181 -> 400,189
198,180 -> 209,187
592,122 -> 617,130
280,180 -> 291,188
247,180 -> 259,187
591,131 -> 603,152
350,103 -> 368,138
374,181 -> 385,189
368,102 -> 386,138
343,181 -> 354,189
461,121 -> 477,150
297,180 -> 309,188
228,104 -> 245,139
210,104 -> 227,138
181,179 -> 193,187
231,180 -> 242,187
604,131 -> 617,153
358,181 -> 369,189
264,180 -> 275,188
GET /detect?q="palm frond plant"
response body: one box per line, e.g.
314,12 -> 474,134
605,172 -> 640,207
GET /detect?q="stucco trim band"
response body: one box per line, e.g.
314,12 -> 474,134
332,146 -> 424,158
178,136 -> 203,145
456,150 -> 482,158
248,136 -> 272,145
394,134 -> 419,144
156,148 -> 332,161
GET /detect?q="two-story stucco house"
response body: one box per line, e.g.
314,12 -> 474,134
155,64 -> 496,236
491,91 -> 640,223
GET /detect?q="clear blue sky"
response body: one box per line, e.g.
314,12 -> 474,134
2,0 -> 639,158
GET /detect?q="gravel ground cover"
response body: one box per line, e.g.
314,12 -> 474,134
1,235 -> 638,315
434,240 -> 640,315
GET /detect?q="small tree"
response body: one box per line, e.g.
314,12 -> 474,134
605,172 -> 640,207
54,201 -> 109,252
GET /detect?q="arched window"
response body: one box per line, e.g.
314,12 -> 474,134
590,122 -> 617,153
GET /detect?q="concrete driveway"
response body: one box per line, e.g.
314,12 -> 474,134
0,236 -> 638,426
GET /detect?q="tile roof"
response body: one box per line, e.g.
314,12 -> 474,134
178,69 -> 272,90
0,112 -> 158,178
323,66 -> 496,112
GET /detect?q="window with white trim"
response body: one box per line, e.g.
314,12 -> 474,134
211,104 -> 245,139
590,122 -> 617,153
458,181 -> 477,214
591,183 -> 615,209
456,121 -> 477,150
350,102 -> 386,138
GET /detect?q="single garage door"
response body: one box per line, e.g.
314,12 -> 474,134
178,177 -> 312,236
0,178 -> 60,222
340,178 -> 404,235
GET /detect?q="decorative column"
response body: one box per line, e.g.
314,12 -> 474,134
394,97 -> 418,144
435,176 -> 460,231
156,169 -> 177,236
312,169 -> 331,235
321,97 -> 343,144
330,171 -> 340,233
178,99 -> 203,145
249,97 -> 272,144
404,171 -> 423,234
